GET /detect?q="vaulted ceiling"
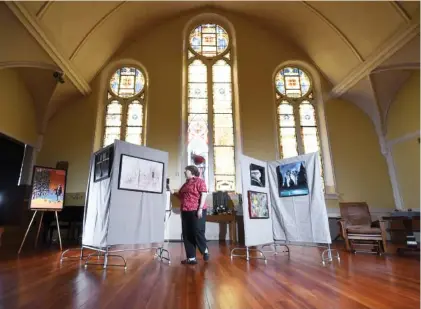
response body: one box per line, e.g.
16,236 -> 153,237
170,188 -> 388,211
1,1 -> 420,135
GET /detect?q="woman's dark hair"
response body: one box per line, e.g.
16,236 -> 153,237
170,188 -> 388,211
185,165 -> 200,177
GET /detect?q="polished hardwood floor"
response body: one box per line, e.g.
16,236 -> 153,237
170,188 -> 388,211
0,242 -> 419,309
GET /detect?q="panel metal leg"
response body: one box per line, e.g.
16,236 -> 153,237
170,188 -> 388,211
84,247 -> 127,270
261,242 -> 290,259
55,211 -> 62,251
321,243 -> 340,266
230,246 -> 267,264
155,246 -> 171,264
18,211 -> 38,254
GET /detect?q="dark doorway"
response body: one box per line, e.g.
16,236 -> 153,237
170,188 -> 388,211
0,133 -> 25,225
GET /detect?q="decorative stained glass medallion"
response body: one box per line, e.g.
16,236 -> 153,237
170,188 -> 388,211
110,67 -> 145,98
189,24 -> 229,57
275,67 -> 311,98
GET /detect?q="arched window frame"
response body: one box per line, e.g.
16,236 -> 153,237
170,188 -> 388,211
181,15 -> 242,193
273,62 -> 337,197
102,66 -> 148,147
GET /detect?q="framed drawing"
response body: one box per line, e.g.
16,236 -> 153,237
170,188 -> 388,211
247,191 -> 269,219
277,161 -> 309,197
249,163 -> 265,188
94,146 -> 114,182
118,154 -> 164,194
30,166 -> 67,211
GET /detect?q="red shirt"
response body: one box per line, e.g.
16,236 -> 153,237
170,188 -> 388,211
176,177 -> 207,211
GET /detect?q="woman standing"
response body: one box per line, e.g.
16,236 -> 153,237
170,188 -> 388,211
173,165 -> 209,264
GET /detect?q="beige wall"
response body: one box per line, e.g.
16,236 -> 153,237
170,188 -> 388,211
387,71 -> 420,140
0,68 -> 38,145
326,98 -> 394,209
37,92 -> 97,193
387,70 -> 420,209
38,11 -> 395,212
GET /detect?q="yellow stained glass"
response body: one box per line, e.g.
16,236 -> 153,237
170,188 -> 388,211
107,100 -> 122,114
188,83 -> 207,99
127,101 -> 143,126
103,127 -> 120,147
125,126 -> 142,145
302,127 -> 319,154
214,146 -> 235,175
188,98 -> 208,114
215,175 -> 235,191
212,60 -> 231,83
189,60 -> 207,83
300,101 -> 316,126
279,127 -> 298,158
213,114 -> 234,146
105,114 -> 121,127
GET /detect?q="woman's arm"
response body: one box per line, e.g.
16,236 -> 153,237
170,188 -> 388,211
198,192 -> 207,209
172,190 -> 180,199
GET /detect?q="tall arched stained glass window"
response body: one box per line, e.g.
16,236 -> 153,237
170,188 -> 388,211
103,67 -> 147,147
275,66 -> 324,184
186,23 -> 236,191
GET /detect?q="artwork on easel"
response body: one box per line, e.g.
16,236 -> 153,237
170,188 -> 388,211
94,146 -> 114,182
30,166 -> 67,211
247,191 -> 269,219
118,154 -> 164,194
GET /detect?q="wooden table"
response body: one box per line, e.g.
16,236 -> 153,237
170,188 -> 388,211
206,213 -> 237,243
383,216 -> 420,254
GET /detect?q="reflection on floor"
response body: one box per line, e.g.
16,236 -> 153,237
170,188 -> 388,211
0,242 -> 419,309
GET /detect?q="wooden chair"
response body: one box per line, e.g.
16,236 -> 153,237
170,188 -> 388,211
338,202 -> 387,255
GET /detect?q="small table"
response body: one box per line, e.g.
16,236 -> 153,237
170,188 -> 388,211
383,216 -> 420,254
206,213 -> 237,243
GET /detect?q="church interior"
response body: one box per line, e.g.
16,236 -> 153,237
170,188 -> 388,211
0,1 -> 420,309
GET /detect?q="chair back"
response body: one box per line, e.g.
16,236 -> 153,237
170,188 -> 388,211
339,202 -> 372,226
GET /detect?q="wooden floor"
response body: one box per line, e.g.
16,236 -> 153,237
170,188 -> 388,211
0,242 -> 419,309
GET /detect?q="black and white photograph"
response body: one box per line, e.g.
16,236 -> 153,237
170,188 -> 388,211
250,163 -> 265,188
118,154 -> 164,193
277,161 -> 309,197
94,146 -> 114,182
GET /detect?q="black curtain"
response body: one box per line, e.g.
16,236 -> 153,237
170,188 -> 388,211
0,134 -> 25,225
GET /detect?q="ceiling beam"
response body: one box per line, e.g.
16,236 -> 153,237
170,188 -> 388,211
6,2 -> 91,95
330,19 -> 419,98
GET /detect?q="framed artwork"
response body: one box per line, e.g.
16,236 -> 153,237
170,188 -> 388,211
249,163 -> 266,188
118,154 -> 164,194
247,191 -> 269,219
278,161 -> 309,197
94,146 -> 114,182
30,166 -> 67,211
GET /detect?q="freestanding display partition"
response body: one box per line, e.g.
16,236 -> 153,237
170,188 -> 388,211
234,152 -> 339,265
60,140 -> 170,269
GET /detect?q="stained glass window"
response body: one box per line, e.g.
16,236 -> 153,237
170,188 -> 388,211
110,67 -> 145,98
104,67 -> 147,147
189,24 -> 229,58
186,23 -> 236,191
277,101 -> 298,159
275,66 -> 324,186
275,67 -> 311,98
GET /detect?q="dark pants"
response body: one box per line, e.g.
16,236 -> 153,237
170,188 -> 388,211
181,210 -> 207,259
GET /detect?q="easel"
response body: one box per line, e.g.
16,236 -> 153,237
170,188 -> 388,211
18,210 -> 62,254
